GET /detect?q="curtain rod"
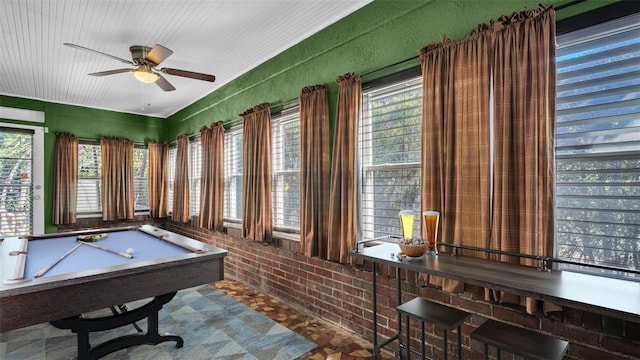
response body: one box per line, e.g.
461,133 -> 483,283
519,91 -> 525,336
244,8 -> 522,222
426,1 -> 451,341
221,96 -> 299,130
77,137 -> 146,146
555,0 -> 587,11
361,0 -> 586,80
272,96 -> 298,110
361,55 -> 420,78
191,1 -> 588,137
177,95 -> 300,138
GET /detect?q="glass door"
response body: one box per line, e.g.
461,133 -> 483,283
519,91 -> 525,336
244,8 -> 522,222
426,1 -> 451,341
0,124 -> 44,236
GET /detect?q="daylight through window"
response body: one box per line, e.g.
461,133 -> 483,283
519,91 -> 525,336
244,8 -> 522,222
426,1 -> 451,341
359,75 -> 423,239
271,108 -> 301,232
555,12 -> 640,276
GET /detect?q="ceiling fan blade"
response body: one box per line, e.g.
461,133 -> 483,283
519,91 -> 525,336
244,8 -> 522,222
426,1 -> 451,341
88,69 -> 133,76
146,44 -> 173,65
64,43 -> 134,65
160,68 -> 216,82
155,74 -> 176,91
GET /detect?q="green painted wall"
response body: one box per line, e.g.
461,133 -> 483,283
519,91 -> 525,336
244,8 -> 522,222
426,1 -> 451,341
166,0 -> 617,140
0,0 -> 617,233
0,94 -> 165,233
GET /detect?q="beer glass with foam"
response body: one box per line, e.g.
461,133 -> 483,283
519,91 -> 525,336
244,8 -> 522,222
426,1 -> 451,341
399,210 -> 415,240
422,211 -> 440,254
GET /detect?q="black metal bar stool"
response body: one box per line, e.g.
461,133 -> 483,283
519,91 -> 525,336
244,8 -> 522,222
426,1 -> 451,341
396,297 -> 470,359
471,319 -> 569,360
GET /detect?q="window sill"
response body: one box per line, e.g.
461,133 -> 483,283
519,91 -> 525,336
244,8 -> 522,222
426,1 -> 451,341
223,222 -> 299,242
76,212 -> 150,219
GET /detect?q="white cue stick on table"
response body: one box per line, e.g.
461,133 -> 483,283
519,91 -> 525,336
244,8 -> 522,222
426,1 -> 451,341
34,242 -> 83,278
78,241 -> 133,259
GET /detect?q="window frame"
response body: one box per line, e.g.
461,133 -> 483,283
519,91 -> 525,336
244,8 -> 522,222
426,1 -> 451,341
168,146 -> 176,214
77,142 -> 102,216
271,107 -> 301,234
0,127 -> 36,236
190,137 -> 202,217
223,124 -> 243,224
77,142 -> 151,217
359,66 -> 423,240
133,145 -> 150,213
554,4 -> 640,277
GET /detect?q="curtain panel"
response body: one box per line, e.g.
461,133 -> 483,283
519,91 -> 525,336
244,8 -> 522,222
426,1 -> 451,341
100,137 -> 135,221
299,84 -> 330,258
198,121 -> 225,231
327,73 -> 361,264
52,133 -> 78,225
172,134 -> 191,223
419,29 -> 492,292
148,141 -> 169,218
418,4 -> 556,311
241,103 -> 273,242
489,4 -> 556,311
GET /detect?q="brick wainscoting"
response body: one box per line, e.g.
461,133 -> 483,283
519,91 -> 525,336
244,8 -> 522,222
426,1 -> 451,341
58,218 -> 640,359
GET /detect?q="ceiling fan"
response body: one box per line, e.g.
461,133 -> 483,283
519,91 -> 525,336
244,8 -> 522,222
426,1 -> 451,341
63,43 -> 216,91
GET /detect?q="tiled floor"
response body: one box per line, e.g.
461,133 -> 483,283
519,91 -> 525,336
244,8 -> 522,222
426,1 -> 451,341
212,279 -> 395,360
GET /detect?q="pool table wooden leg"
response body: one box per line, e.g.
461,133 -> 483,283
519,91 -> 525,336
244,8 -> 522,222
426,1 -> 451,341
51,292 -> 183,360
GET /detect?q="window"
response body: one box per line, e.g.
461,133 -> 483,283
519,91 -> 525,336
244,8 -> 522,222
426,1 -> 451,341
355,7 -> 639,277
271,108 -> 301,232
0,128 -> 33,236
77,143 -> 101,214
224,125 -> 243,222
168,146 -> 176,214
555,12 -> 640,275
359,72 -> 423,239
77,143 -> 150,215
133,147 -> 150,212
190,138 -> 202,216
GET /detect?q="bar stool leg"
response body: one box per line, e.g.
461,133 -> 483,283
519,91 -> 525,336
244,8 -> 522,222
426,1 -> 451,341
457,325 -> 462,359
483,343 -> 488,360
497,348 -> 501,360
421,321 -> 425,360
443,329 -> 448,360
398,313 -> 403,359
406,315 -> 411,360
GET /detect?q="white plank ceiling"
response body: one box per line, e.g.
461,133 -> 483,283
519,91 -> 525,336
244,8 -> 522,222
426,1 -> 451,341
0,0 -> 371,118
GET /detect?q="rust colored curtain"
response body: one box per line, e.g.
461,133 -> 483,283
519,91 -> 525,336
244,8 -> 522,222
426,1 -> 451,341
172,134 -> 191,223
327,73 -> 361,264
148,141 -> 169,218
52,133 -> 78,225
419,30 -> 492,292
100,138 -> 134,221
241,103 -> 273,242
299,84 -> 330,258
490,4 -> 556,311
198,121 -> 225,231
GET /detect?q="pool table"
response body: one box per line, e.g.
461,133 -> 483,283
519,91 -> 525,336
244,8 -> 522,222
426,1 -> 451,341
0,225 -> 227,336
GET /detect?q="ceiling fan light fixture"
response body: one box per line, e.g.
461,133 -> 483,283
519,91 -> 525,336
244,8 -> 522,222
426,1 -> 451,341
64,43 -> 215,92
133,67 -> 158,83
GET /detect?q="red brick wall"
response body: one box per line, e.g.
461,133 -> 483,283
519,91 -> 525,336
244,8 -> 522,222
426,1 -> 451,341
60,218 -> 640,359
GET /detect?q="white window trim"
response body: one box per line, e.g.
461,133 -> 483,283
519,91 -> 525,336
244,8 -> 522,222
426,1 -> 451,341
271,107 -> 301,233
0,122 -> 44,235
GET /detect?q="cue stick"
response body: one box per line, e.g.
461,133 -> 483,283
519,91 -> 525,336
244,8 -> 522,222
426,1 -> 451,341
77,241 -> 133,258
34,243 -> 83,278
110,305 -> 143,333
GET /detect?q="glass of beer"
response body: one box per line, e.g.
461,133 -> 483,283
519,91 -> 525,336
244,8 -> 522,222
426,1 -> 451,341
399,210 -> 415,240
423,211 -> 440,254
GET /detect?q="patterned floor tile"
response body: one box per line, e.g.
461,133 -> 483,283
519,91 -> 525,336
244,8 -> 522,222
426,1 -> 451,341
0,285 -> 315,360
213,280 -> 395,360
